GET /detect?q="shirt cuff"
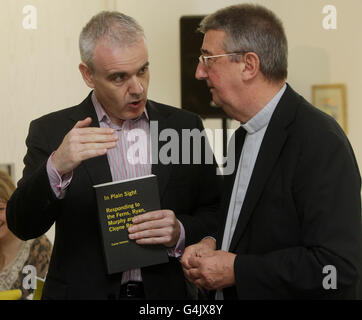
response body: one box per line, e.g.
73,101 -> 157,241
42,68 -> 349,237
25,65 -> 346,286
167,220 -> 185,259
46,152 -> 73,199
202,236 -> 217,243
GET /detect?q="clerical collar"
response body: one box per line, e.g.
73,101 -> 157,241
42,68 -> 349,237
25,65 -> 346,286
240,83 -> 287,134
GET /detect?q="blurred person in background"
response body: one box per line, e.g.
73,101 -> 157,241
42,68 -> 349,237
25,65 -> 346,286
0,170 -> 52,300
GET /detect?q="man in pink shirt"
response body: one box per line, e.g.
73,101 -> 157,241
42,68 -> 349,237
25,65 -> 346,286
6,11 -> 221,300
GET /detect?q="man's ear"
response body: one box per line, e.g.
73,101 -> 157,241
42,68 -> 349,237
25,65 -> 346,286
240,52 -> 260,81
79,62 -> 95,88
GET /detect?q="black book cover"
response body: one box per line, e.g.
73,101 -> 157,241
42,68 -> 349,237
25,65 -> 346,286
94,174 -> 169,274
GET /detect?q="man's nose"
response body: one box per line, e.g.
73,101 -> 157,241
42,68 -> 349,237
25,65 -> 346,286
129,77 -> 144,95
195,61 -> 208,80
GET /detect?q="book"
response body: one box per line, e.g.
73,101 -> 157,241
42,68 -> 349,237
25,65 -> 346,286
94,174 -> 169,274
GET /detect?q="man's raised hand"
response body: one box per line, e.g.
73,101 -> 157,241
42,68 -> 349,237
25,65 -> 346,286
52,117 -> 118,176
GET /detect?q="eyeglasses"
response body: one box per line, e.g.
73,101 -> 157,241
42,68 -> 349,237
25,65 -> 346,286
198,53 -> 243,67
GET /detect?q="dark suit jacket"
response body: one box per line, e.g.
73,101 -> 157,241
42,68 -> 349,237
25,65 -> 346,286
6,93 -> 221,300
217,85 -> 362,299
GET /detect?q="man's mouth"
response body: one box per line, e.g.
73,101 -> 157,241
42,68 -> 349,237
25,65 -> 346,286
128,100 -> 144,109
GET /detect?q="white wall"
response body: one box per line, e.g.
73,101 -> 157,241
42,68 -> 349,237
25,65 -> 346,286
1,0 -> 361,243
0,0 -> 110,183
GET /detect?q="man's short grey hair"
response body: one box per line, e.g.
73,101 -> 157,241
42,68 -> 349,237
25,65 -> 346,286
79,11 -> 145,71
199,4 -> 288,82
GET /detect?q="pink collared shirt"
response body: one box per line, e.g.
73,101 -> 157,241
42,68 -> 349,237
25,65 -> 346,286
46,92 -> 185,283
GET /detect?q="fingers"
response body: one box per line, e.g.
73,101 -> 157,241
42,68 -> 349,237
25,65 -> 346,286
185,252 -> 212,269
182,257 -> 204,288
60,136 -> 117,166
181,240 -> 215,270
182,258 -> 211,290
68,126 -> 118,157
76,133 -> 118,144
185,266 -> 202,282
74,117 -> 92,129
181,243 -> 219,290
76,141 -> 118,153
76,147 -> 109,161
53,118 -> 118,175
181,245 -> 199,269
128,210 -> 180,247
131,210 -> 166,224
70,124 -> 117,144
128,227 -> 172,243
184,252 -> 237,291
76,127 -> 117,137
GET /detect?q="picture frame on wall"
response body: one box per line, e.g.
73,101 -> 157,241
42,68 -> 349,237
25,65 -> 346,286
312,84 -> 347,133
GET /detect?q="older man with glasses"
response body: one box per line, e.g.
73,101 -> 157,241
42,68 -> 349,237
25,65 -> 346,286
182,4 -> 361,300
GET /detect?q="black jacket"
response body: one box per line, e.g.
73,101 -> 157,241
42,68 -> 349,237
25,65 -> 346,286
218,85 -> 361,299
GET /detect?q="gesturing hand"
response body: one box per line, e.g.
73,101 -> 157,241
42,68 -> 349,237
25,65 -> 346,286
128,210 -> 181,248
52,117 -> 118,176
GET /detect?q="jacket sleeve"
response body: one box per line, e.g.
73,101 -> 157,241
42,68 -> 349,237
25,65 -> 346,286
6,119 -> 62,240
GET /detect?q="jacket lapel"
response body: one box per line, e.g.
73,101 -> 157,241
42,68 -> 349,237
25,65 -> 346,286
147,101 -> 173,201
68,92 -> 112,186
228,85 -> 298,252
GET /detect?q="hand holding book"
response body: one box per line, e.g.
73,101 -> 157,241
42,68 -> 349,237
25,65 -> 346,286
94,174 -> 169,274
128,209 -> 181,248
